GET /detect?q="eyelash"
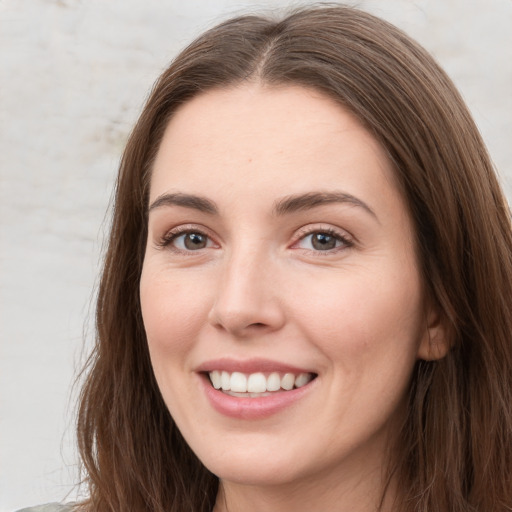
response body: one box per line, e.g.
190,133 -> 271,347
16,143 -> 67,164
156,225 -> 353,254
156,225 -> 213,252
292,226 -> 354,255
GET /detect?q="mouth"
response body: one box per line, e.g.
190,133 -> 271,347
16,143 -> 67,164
206,370 -> 317,398
197,359 -> 318,418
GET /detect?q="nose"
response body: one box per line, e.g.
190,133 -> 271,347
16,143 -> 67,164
208,246 -> 286,338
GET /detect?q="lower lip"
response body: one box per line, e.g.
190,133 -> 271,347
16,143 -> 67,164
200,374 -> 315,420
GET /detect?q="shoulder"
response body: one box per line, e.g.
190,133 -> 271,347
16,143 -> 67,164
16,504 -> 74,512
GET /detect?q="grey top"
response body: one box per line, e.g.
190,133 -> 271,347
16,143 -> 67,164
16,504 -> 73,512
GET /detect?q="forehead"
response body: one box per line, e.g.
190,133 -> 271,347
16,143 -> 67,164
150,84 -> 402,217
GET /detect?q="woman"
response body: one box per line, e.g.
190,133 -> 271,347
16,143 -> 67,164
22,4 -> 512,512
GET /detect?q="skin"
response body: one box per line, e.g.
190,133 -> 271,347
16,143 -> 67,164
140,84 -> 446,512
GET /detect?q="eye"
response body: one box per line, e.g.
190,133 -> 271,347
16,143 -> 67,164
158,228 -> 216,252
294,229 -> 352,252
174,232 -> 211,250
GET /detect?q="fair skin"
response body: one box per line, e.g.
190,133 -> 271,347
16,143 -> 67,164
140,85 -> 444,512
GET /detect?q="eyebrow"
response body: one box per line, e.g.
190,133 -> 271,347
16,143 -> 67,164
273,191 -> 377,220
148,190 -> 377,220
148,192 -> 218,215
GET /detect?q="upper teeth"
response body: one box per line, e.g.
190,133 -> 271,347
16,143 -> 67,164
209,371 -> 313,393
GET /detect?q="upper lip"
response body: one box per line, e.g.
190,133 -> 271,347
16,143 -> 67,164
196,357 -> 316,375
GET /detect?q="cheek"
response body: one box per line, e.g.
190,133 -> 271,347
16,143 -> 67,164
289,264 -> 425,372
140,266 -> 212,358
139,266 -> 212,418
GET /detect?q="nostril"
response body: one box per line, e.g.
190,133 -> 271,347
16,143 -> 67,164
208,297 -> 286,335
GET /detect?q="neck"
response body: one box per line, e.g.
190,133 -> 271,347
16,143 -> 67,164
212,404 -> 407,512
213,458 -> 397,512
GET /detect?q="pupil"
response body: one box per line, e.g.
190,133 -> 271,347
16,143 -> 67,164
312,233 -> 336,250
184,233 -> 206,250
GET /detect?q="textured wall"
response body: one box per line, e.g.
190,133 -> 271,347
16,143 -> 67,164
1,1 -> 510,510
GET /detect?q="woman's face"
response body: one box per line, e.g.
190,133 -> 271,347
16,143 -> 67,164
140,85 -> 436,490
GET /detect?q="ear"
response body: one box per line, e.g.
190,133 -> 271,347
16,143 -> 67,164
417,304 -> 451,361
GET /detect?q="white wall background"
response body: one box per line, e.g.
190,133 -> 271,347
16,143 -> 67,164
1,1 -> 510,510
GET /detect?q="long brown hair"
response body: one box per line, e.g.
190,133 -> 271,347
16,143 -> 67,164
76,5 -> 512,511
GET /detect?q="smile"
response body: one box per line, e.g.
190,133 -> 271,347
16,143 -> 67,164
208,370 -> 315,397
197,359 -> 318,419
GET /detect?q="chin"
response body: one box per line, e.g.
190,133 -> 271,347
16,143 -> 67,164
194,440 -> 306,486
207,439 -> 350,491
210,460 -> 302,487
